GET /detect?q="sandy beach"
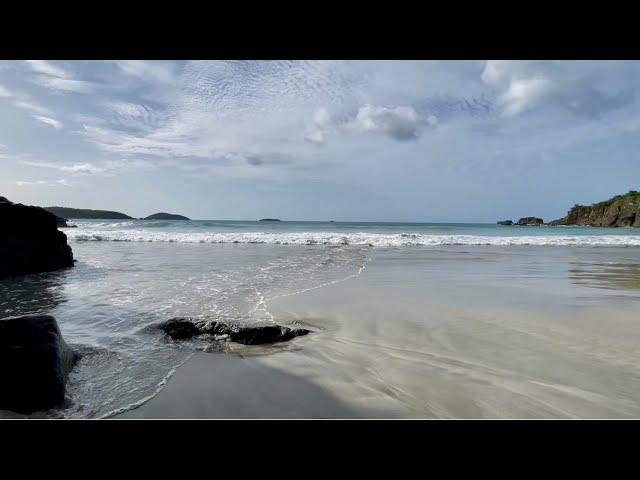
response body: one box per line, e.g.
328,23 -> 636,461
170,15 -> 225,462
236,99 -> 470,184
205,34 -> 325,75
116,246 -> 640,419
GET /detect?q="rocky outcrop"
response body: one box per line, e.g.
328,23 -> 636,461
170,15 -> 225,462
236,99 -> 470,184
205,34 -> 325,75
159,317 -> 310,345
44,206 -> 132,220
259,218 -> 281,222
550,191 -> 640,227
144,213 -> 190,220
516,217 -> 544,226
0,197 -> 74,279
0,315 -> 79,414
497,220 -> 513,225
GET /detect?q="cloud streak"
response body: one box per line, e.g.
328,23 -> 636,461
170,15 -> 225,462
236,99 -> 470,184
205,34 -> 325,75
32,115 -> 63,129
20,158 -> 159,176
24,59 -> 93,93
16,179 -> 72,187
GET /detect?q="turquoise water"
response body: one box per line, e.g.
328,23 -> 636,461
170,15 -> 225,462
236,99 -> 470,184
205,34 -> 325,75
65,220 -> 640,246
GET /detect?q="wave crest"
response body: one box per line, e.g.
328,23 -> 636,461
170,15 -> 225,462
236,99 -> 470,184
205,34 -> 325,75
65,230 -> 640,247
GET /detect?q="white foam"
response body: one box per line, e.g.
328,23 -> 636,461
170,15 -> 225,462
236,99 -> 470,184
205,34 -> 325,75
65,229 -> 640,247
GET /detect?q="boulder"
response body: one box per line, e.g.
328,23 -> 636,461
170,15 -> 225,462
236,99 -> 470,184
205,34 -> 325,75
160,317 -> 199,339
516,217 -> 544,226
159,317 -> 310,345
0,315 -> 79,414
56,217 -> 69,228
0,197 -> 74,279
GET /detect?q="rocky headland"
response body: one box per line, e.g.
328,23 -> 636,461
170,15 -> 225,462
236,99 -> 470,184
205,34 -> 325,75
549,191 -> 640,227
497,190 -> 640,227
0,196 -> 74,279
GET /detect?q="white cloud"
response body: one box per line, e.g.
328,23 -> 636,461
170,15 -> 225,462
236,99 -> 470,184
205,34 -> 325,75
32,115 -> 63,129
481,60 -> 632,117
313,107 -> 331,127
35,76 -> 93,93
24,60 -> 71,79
24,60 -> 93,93
349,105 -> 428,141
305,107 -> 332,144
305,129 -> 325,144
113,60 -> 178,84
14,100 -> 53,116
20,158 -> 158,176
0,84 -> 10,97
16,178 -> 71,187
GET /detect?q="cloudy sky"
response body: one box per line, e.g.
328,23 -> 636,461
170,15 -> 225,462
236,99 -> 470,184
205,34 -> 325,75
1,60 -> 639,221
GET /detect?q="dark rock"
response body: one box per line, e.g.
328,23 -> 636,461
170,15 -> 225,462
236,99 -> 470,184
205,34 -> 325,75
144,213 -> 190,220
259,218 -> 281,222
160,317 -> 199,339
159,317 -> 310,345
0,197 -> 74,279
516,217 -> 544,226
0,315 -> 79,414
56,216 -> 69,228
497,220 -> 513,225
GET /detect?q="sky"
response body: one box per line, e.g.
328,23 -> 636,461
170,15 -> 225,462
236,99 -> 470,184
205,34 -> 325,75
1,60 -> 639,222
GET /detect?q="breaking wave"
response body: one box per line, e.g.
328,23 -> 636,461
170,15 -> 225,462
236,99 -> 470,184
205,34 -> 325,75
65,230 -> 640,247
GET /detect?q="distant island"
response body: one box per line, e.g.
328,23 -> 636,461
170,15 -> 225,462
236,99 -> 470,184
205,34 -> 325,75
497,217 -> 544,226
498,190 -> 640,228
259,218 -> 281,221
45,206 -> 132,220
144,213 -> 190,220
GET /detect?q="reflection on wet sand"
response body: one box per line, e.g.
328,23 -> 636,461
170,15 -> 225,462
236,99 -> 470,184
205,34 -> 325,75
569,261 -> 640,292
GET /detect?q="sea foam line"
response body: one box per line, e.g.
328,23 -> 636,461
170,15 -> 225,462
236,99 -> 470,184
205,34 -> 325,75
66,229 -> 640,247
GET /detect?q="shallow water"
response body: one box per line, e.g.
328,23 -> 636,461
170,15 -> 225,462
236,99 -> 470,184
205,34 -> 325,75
1,220 -> 640,418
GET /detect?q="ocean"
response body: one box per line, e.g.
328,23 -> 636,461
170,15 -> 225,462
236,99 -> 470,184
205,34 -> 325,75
2,220 -> 640,418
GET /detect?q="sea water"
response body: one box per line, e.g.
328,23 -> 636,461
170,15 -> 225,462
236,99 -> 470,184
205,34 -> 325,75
1,220 -> 639,418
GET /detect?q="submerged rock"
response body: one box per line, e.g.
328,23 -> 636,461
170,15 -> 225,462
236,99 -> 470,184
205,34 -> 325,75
159,317 -> 310,345
0,315 -> 79,414
160,317 -> 199,339
0,196 -> 74,279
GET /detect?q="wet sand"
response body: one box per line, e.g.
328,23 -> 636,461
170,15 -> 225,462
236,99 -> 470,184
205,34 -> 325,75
117,247 -> 640,419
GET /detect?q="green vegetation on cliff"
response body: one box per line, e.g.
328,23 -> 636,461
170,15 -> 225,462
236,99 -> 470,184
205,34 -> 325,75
587,190 -> 640,209
551,190 -> 640,227
44,206 -> 132,220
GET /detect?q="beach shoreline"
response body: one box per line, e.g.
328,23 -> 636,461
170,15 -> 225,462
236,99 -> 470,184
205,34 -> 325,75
116,246 -> 640,419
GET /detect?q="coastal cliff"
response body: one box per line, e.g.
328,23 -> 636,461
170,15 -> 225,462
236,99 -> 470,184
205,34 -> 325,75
549,191 -> 640,227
